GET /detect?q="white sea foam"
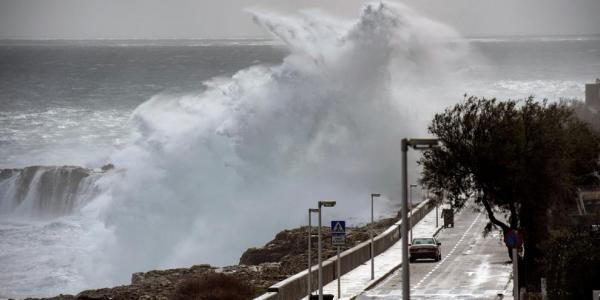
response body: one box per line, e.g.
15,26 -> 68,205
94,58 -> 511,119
486,79 -> 585,99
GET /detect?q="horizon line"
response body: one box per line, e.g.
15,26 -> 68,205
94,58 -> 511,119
1,32 -> 599,41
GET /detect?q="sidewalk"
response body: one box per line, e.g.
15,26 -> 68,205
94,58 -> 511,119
303,207 -> 442,300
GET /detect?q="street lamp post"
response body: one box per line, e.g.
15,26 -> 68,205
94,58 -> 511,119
308,208 -> 319,298
318,200 -> 336,300
436,200 -> 439,228
410,184 -> 417,242
402,138 -> 439,300
436,191 -> 440,228
370,193 -> 381,280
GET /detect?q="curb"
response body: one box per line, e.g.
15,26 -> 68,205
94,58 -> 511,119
433,225 -> 444,237
359,261 -> 402,295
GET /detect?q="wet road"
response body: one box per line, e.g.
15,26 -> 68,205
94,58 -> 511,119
358,205 -> 512,299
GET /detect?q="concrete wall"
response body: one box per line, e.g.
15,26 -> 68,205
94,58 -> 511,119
254,199 -> 435,300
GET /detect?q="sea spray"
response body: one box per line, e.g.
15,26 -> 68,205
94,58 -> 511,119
81,1 -> 472,287
0,2 -> 475,295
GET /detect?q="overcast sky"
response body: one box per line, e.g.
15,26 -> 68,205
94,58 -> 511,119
1,0 -> 599,39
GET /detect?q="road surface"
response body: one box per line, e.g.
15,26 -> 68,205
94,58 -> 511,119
358,205 -> 512,299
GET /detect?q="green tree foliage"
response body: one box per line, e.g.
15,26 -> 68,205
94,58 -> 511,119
420,96 -> 600,290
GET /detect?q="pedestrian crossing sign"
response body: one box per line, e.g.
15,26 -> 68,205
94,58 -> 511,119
331,221 -> 346,233
331,220 -> 346,246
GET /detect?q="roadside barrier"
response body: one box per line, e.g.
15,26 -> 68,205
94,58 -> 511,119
253,199 -> 435,300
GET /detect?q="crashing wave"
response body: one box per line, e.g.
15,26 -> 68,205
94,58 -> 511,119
0,166 -> 105,219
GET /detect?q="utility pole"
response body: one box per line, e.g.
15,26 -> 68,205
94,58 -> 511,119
370,193 -> 380,280
401,138 -> 440,300
401,138 -> 410,300
317,201 -> 336,300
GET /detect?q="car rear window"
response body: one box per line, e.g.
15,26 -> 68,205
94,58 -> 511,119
412,238 -> 435,245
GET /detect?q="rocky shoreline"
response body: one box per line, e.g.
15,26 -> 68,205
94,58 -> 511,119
23,215 -> 399,300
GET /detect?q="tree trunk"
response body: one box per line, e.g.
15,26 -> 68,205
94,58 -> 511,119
480,195 -> 513,259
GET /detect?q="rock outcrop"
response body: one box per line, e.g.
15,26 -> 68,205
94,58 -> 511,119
240,216 -> 399,275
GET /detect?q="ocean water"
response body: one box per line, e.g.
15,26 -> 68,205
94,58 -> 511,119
0,2 -> 599,298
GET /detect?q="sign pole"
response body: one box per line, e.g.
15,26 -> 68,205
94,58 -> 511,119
513,247 -> 518,300
505,229 -> 523,300
331,220 -> 346,300
337,246 -> 341,299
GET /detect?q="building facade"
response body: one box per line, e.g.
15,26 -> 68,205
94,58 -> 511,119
586,79 -> 600,110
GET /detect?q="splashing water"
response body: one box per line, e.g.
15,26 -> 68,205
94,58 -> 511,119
0,2 -> 474,296
0,167 -> 101,219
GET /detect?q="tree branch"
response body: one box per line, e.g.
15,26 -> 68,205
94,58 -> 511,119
480,194 -> 510,233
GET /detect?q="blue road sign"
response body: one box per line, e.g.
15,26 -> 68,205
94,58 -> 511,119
331,221 -> 346,233
504,229 -> 523,248
331,221 -> 346,246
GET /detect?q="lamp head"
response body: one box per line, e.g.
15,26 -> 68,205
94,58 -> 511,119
319,200 -> 336,207
371,193 -> 381,197
408,138 -> 440,150
309,208 -> 319,213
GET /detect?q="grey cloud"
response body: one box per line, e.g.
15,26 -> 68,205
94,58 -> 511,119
0,0 -> 598,39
